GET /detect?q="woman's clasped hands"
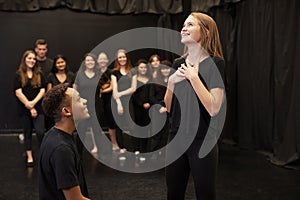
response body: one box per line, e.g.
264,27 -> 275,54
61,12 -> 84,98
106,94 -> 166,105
169,62 -> 198,85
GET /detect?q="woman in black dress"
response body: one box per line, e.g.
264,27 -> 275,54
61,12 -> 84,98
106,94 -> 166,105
149,60 -> 173,152
148,54 -> 161,79
131,59 -> 151,154
96,52 -> 120,151
75,53 -> 100,154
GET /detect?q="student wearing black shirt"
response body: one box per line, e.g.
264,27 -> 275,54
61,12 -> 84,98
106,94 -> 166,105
46,54 -> 75,130
131,59 -> 151,154
14,50 -> 45,167
34,39 -> 53,80
164,12 -> 226,200
75,53 -> 100,154
40,83 -> 90,200
34,39 -> 54,133
111,49 -> 137,152
149,60 -> 173,152
96,52 -> 120,151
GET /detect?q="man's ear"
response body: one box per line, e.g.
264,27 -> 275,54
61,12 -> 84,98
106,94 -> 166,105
62,107 -> 72,117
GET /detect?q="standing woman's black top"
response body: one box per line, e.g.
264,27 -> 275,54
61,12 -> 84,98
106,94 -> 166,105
13,71 -> 46,116
47,71 -> 75,87
169,56 -> 226,141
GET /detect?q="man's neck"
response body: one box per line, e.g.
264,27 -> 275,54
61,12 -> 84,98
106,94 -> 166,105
37,56 -> 47,62
54,119 -> 75,135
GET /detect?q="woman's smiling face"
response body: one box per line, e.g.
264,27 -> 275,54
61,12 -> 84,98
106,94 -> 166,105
181,15 -> 201,44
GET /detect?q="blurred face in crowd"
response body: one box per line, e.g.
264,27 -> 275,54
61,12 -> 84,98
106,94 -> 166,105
85,55 -> 96,70
137,62 -> 147,76
25,53 -> 36,69
35,44 -> 48,60
55,58 -> 67,72
117,52 -> 127,67
150,56 -> 160,68
161,67 -> 171,78
97,53 -> 109,69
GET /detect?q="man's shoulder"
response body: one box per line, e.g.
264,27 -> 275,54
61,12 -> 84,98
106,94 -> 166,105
42,128 -> 73,150
45,57 -> 53,63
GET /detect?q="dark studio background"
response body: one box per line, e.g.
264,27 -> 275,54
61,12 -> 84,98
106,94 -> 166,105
0,0 -> 299,166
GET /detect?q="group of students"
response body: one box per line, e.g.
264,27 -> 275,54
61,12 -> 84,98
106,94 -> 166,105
13,12 -> 226,200
14,39 -> 171,158
96,50 -> 173,155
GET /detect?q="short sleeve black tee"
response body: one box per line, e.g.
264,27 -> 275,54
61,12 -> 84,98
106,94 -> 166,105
169,56 -> 226,140
37,58 -> 53,82
47,71 -> 75,86
75,70 -> 100,109
111,69 -> 135,104
111,70 -> 132,92
13,71 -> 46,116
39,127 -> 89,200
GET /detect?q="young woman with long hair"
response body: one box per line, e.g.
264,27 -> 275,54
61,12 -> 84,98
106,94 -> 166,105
164,12 -> 226,200
14,50 -> 46,167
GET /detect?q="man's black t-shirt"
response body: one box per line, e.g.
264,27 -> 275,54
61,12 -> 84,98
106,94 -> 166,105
37,58 -> 53,83
39,127 -> 89,200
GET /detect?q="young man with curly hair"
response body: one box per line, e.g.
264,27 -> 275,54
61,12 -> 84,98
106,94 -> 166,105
39,83 -> 90,200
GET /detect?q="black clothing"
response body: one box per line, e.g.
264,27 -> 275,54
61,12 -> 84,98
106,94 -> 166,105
169,56 -> 225,140
39,127 -> 89,200
97,68 -> 113,104
111,69 -> 135,125
166,56 -> 225,200
47,71 -> 75,86
13,71 -> 46,149
37,58 -> 53,83
13,71 -> 46,116
45,71 -> 75,131
96,68 -> 115,129
75,70 -> 101,154
111,69 -> 135,150
75,70 -> 100,110
111,70 -> 133,94
22,114 -> 44,150
131,79 -> 150,152
149,81 -> 167,109
148,79 -> 168,151
132,80 -> 151,127
166,142 -> 218,200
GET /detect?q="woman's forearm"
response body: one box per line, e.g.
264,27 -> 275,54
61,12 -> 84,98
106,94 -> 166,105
164,81 -> 175,112
32,88 -> 45,105
189,76 -> 224,117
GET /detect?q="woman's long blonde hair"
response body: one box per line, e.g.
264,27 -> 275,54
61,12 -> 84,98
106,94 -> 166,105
187,12 -> 224,59
17,50 -> 42,88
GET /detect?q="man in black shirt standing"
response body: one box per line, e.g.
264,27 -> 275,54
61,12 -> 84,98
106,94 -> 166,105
40,83 -> 90,200
35,38 -> 54,132
35,38 -> 53,79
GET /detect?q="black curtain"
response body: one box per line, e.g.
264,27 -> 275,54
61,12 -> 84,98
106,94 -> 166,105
271,0 -> 300,165
208,0 -> 300,165
0,0 -> 299,165
189,0 -> 300,165
0,0 -> 182,14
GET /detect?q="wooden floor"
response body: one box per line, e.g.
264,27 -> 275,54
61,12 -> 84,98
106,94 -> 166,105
0,134 -> 299,200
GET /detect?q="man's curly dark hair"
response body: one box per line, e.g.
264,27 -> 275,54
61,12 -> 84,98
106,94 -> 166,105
42,83 -> 70,122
